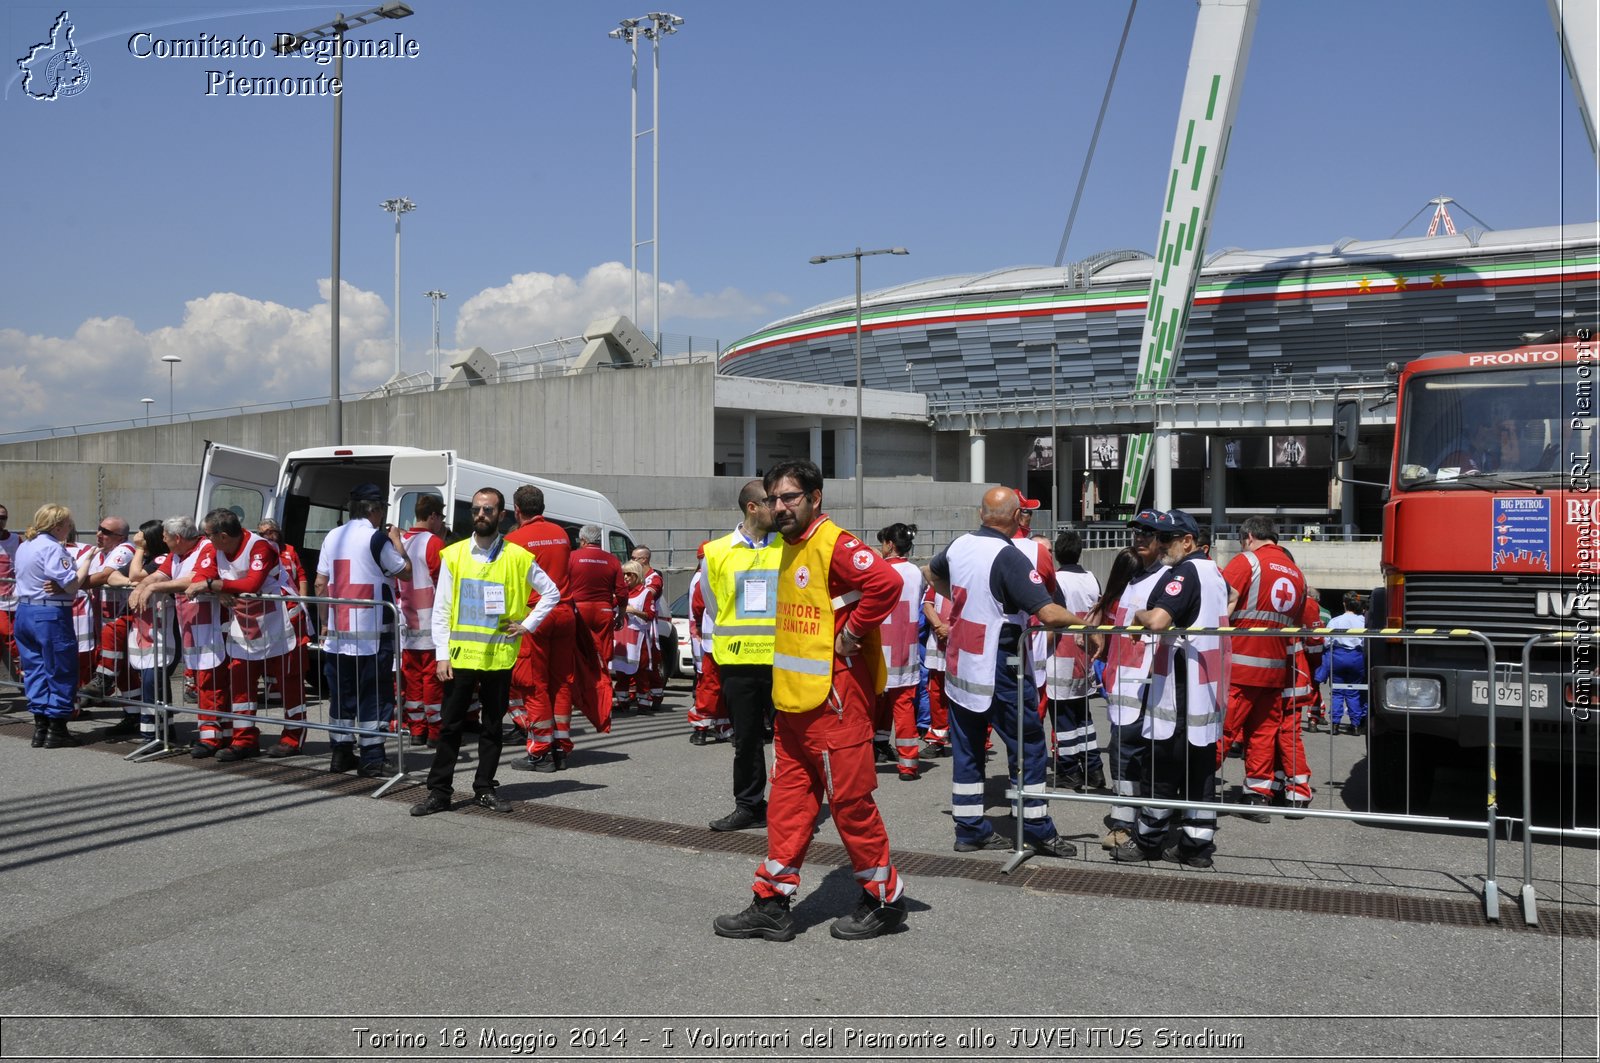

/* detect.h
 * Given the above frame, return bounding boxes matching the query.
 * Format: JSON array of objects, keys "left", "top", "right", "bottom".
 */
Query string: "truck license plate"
[{"left": 1470, "top": 681, "right": 1549, "bottom": 708}]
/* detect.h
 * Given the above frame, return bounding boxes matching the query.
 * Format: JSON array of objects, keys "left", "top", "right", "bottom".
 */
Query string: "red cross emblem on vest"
[{"left": 332, "top": 559, "right": 374, "bottom": 631}]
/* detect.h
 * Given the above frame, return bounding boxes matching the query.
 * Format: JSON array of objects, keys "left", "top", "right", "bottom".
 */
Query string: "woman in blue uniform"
[{"left": 15, "top": 503, "right": 86, "bottom": 748}]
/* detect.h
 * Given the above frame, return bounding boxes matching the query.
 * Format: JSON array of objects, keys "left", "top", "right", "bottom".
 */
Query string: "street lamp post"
[
  {"left": 608, "top": 12, "right": 683, "bottom": 349},
  {"left": 423, "top": 289, "right": 447, "bottom": 386},
  {"left": 161, "top": 355, "right": 182, "bottom": 424},
  {"left": 275, "top": 2, "right": 416, "bottom": 443},
  {"left": 809, "top": 246, "right": 909, "bottom": 532},
  {"left": 381, "top": 196, "right": 416, "bottom": 384},
  {"left": 140, "top": 397, "right": 154, "bottom": 426}
]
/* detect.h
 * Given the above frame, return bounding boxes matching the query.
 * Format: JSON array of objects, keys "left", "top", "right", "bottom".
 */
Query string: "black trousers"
[
  {"left": 718, "top": 663, "right": 772, "bottom": 813},
  {"left": 426, "top": 666, "right": 511, "bottom": 799}
]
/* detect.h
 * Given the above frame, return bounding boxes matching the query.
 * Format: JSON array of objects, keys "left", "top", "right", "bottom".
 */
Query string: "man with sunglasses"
[
  {"left": 714, "top": 460, "right": 908, "bottom": 941},
  {"left": 79, "top": 517, "right": 138, "bottom": 726},
  {"left": 411, "top": 488, "right": 559, "bottom": 817},
  {"left": 1110, "top": 510, "right": 1229, "bottom": 869}
]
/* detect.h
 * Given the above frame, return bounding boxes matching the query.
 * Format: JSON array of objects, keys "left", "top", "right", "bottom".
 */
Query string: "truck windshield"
[{"left": 1395, "top": 365, "right": 1589, "bottom": 489}]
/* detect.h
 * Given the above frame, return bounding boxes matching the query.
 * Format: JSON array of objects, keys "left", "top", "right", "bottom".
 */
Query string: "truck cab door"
[
  {"left": 388, "top": 450, "right": 455, "bottom": 530},
  {"left": 196, "top": 441, "right": 281, "bottom": 529}
]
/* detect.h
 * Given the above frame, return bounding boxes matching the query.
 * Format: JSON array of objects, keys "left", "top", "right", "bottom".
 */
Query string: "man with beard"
[{"left": 411, "top": 489, "right": 558, "bottom": 817}]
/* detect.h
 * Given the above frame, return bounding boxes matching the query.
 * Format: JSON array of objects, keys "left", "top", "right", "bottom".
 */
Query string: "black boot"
[
  {"left": 44, "top": 718, "right": 81, "bottom": 748},
  {"left": 32, "top": 716, "right": 49, "bottom": 747}
]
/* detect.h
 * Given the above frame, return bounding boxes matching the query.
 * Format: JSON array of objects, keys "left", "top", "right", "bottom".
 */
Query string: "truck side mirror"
[{"left": 1333, "top": 399, "right": 1361, "bottom": 463}]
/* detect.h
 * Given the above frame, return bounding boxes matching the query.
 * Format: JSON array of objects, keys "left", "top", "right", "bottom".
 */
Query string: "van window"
[
  {"left": 609, "top": 531, "right": 633, "bottom": 562},
  {"left": 553, "top": 519, "right": 581, "bottom": 550},
  {"left": 398, "top": 491, "right": 452, "bottom": 543},
  {"left": 208, "top": 486, "right": 265, "bottom": 529}
]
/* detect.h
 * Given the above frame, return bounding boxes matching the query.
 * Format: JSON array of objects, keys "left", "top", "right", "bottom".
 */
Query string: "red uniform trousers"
[
  {"left": 877, "top": 684, "right": 921, "bottom": 777},
  {"left": 1227, "top": 683, "right": 1309, "bottom": 801},
  {"left": 686, "top": 654, "right": 730, "bottom": 736},
  {"left": 94, "top": 615, "right": 137, "bottom": 692},
  {"left": 0, "top": 610, "right": 16, "bottom": 676},
  {"left": 511, "top": 604, "right": 577, "bottom": 756},
  {"left": 227, "top": 652, "right": 306, "bottom": 750},
  {"left": 400, "top": 648, "right": 443, "bottom": 741},
  {"left": 193, "top": 665, "right": 232, "bottom": 749},
  {"left": 575, "top": 601, "right": 617, "bottom": 715},
  {"left": 753, "top": 657, "right": 904, "bottom": 905}
]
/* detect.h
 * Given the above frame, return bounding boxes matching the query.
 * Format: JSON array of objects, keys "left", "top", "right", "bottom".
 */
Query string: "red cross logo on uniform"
[
  {"left": 879, "top": 597, "right": 917, "bottom": 669},
  {"left": 1269, "top": 577, "right": 1298, "bottom": 615},
  {"left": 943, "top": 586, "right": 989, "bottom": 681},
  {"left": 331, "top": 559, "right": 374, "bottom": 631}
]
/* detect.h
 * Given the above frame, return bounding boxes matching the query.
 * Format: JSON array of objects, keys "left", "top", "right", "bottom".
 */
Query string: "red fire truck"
[{"left": 1336, "top": 332, "right": 1596, "bottom": 808}]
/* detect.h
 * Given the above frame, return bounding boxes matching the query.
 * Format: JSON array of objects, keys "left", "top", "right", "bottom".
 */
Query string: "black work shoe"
[
  {"left": 31, "top": 718, "right": 49, "bottom": 748},
  {"left": 713, "top": 893, "right": 795, "bottom": 941},
  {"left": 1110, "top": 838, "right": 1160, "bottom": 863},
  {"left": 44, "top": 719, "right": 81, "bottom": 748},
  {"left": 689, "top": 730, "right": 709, "bottom": 746},
  {"left": 409, "top": 793, "right": 451, "bottom": 817},
  {"left": 356, "top": 761, "right": 391, "bottom": 779},
  {"left": 1030, "top": 834, "right": 1078, "bottom": 859},
  {"left": 511, "top": 753, "right": 560, "bottom": 773},
  {"left": 328, "top": 746, "right": 360, "bottom": 773},
  {"left": 216, "top": 745, "right": 260, "bottom": 763},
  {"left": 472, "top": 791, "right": 513, "bottom": 813},
  {"left": 953, "top": 832, "right": 1013, "bottom": 853},
  {"left": 829, "top": 892, "right": 908, "bottom": 940},
  {"left": 103, "top": 714, "right": 142, "bottom": 738},
  {"left": 190, "top": 741, "right": 221, "bottom": 759},
  {"left": 873, "top": 740, "right": 894, "bottom": 763},
  {"left": 1232, "top": 794, "right": 1272, "bottom": 823},
  {"left": 81, "top": 673, "right": 115, "bottom": 700},
  {"left": 1054, "top": 768, "right": 1086, "bottom": 792},
  {"left": 709, "top": 806, "right": 766, "bottom": 832},
  {"left": 1161, "top": 843, "right": 1214, "bottom": 869},
  {"left": 897, "top": 771, "right": 919, "bottom": 782},
  {"left": 1086, "top": 767, "right": 1108, "bottom": 791},
  {"left": 266, "top": 741, "right": 301, "bottom": 759}
]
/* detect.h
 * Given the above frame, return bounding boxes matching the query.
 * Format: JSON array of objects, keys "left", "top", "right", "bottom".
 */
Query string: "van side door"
[
  {"left": 196, "top": 441, "right": 281, "bottom": 528},
  {"left": 389, "top": 450, "right": 456, "bottom": 537}
]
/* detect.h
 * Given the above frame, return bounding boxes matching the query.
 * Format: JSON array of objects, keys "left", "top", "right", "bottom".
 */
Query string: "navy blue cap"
[
  {"left": 350, "top": 482, "right": 383, "bottom": 502},
  {"left": 1160, "top": 509, "right": 1201, "bottom": 538},
  {"left": 1128, "top": 508, "right": 1163, "bottom": 532}
]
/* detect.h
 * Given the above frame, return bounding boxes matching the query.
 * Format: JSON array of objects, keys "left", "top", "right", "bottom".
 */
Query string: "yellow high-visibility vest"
[
  {"left": 771, "top": 518, "right": 885, "bottom": 712},
  {"left": 705, "top": 528, "right": 780, "bottom": 667},
  {"left": 440, "top": 537, "right": 533, "bottom": 671}
]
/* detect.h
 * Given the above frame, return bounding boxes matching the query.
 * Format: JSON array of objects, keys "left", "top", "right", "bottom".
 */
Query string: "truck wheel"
[{"left": 1368, "top": 727, "right": 1438, "bottom": 812}]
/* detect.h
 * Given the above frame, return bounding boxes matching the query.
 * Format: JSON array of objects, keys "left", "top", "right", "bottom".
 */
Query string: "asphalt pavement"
[{"left": 0, "top": 679, "right": 1594, "bottom": 1063}]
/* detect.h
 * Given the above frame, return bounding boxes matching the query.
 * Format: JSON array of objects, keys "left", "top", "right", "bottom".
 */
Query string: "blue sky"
[{"left": 3, "top": 0, "right": 1595, "bottom": 433}]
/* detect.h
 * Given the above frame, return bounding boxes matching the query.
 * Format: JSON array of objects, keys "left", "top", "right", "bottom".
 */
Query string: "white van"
[{"left": 195, "top": 443, "right": 637, "bottom": 572}]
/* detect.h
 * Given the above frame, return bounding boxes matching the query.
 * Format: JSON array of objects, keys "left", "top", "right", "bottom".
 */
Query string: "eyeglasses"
[
  {"left": 1130, "top": 528, "right": 1156, "bottom": 540},
  {"left": 763, "top": 490, "right": 807, "bottom": 508},
  {"left": 470, "top": 505, "right": 499, "bottom": 515}
]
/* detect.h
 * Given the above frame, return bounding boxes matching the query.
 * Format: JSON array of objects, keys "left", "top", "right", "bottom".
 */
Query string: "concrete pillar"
[
  {"left": 742, "top": 413, "right": 758, "bottom": 478},
  {"left": 1208, "top": 434, "right": 1229, "bottom": 530},
  {"left": 1339, "top": 459, "right": 1356, "bottom": 538},
  {"left": 969, "top": 429, "right": 986, "bottom": 484},
  {"left": 1152, "top": 427, "right": 1172, "bottom": 511},
  {"left": 838, "top": 425, "right": 857, "bottom": 482},
  {"left": 808, "top": 420, "right": 823, "bottom": 467}
]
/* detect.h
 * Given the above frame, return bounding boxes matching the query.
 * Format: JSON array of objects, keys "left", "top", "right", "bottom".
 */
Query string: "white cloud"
[
  {"left": 0, "top": 264, "right": 777, "bottom": 434},
  {"left": 456, "top": 261, "right": 774, "bottom": 352}
]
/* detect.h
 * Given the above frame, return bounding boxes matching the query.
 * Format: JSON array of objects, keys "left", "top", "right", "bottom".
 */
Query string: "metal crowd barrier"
[
  {"left": 996, "top": 621, "right": 1519, "bottom": 922},
  {"left": 1514, "top": 629, "right": 1598, "bottom": 926}
]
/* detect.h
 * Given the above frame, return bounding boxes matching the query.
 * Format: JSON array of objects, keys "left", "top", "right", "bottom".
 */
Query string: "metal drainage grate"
[{"left": 9, "top": 716, "right": 1595, "bottom": 939}]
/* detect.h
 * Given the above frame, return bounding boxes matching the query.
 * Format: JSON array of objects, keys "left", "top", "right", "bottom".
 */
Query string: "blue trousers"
[
  {"left": 1328, "top": 645, "right": 1368, "bottom": 725},
  {"left": 1048, "top": 694, "right": 1105, "bottom": 775},
  {"left": 16, "top": 603, "right": 76, "bottom": 718},
  {"left": 1105, "top": 718, "right": 1148, "bottom": 831},
  {"left": 324, "top": 648, "right": 391, "bottom": 763},
  {"left": 948, "top": 677, "right": 1058, "bottom": 845}
]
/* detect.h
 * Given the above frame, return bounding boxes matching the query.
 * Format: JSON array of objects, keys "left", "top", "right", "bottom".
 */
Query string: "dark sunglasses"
[{"left": 97, "top": 526, "right": 120, "bottom": 536}]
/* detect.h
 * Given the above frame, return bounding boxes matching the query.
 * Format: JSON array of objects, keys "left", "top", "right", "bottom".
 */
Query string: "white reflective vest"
[
  {"left": 879, "top": 557, "right": 925, "bottom": 690},
  {"left": 216, "top": 531, "right": 294, "bottom": 661},
  {"left": 1103, "top": 565, "right": 1166, "bottom": 725},
  {"left": 397, "top": 529, "right": 440, "bottom": 651},
  {"left": 612, "top": 584, "right": 652, "bottom": 674},
  {"left": 942, "top": 533, "right": 1025, "bottom": 713},
  {"left": 68, "top": 543, "right": 98, "bottom": 652},
  {"left": 1140, "top": 557, "right": 1230, "bottom": 746},
  {"left": 1047, "top": 566, "right": 1101, "bottom": 701},
  {"left": 170, "top": 545, "right": 226, "bottom": 670},
  {"left": 1011, "top": 537, "right": 1052, "bottom": 691},
  {"left": 319, "top": 520, "right": 397, "bottom": 656},
  {"left": 923, "top": 591, "right": 953, "bottom": 672}
]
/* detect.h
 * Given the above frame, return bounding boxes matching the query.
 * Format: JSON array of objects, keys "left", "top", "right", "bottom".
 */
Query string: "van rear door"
[
  {"left": 197, "top": 441, "right": 281, "bottom": 528},
  {"left": 388, "top": 450, "right": 455, "bottom": 527}
]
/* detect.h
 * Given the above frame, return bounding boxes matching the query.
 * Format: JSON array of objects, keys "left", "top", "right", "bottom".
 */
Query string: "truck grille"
[{"left": 1402, "top": 574, "right": 1577, "bottom": 654}]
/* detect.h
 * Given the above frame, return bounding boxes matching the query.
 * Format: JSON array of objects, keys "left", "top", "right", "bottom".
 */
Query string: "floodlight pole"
[
  {"left": 424, "top": 289, "right": 447, "bottom": 385},
  {"left": 809, "top": 247, "right": 909, "bottom": 532},
  {"left": 381, "top": 197, "right": 416, "bottom": 384}
]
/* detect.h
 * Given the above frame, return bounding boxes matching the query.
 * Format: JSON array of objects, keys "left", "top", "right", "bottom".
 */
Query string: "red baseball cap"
[{"left": 1011, "top": 488, "right": 1040, "bottom": 511}]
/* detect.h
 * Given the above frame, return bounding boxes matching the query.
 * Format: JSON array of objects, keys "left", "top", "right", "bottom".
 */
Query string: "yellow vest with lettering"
[
  {"left": 771, "top": 518, "right": 885, "bottom": 713},
  {"left": 705, "top": 529, "right": 781, "bottom": 666},
  {"left": 441, "top": 537, "right": 533, "bottom": 671}
]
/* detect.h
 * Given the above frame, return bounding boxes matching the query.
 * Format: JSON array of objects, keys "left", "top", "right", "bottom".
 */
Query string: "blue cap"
[
  {"left": 1128, "top": 508, "right": 1163, "bottom": 532},
  {"left": 350, "top": 482, "right": 383, "bottom": 502},
  {"left": 1159, "top": 509, "right": 1201, "bottom": 538}
]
